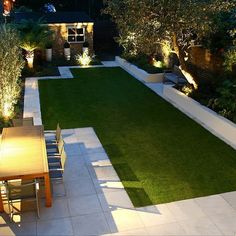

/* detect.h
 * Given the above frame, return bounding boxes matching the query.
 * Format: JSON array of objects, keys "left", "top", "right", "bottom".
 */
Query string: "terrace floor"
[{"left": 1, "top": 127, "right": 236, "bottom": 235}]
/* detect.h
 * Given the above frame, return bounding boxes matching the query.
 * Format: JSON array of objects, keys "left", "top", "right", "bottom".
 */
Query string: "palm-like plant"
[{"left": 16, "top": 19, "right": 53, "bottom": 68}]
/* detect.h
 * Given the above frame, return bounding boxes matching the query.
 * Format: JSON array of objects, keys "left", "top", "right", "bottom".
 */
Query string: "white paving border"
[{"left": 22, "top": 61, "right": 236, "bottom": 235}]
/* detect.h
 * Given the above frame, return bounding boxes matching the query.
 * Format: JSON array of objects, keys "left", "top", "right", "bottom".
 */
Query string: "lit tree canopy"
[{"left": 104, "top": 0, "right": 236, "bottom": 87}]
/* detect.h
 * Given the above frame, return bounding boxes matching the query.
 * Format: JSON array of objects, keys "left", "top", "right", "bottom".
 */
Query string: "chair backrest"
[
  {"left": 55, "top": 123, "right": 61, "bottom": 143},
  {"left": 5, "top": 179, "right": 38, "bottom": 200},
  {"left": 12, "top": 119, "right": 23, "bottom": 127},
  {"left": 60, "top": 147, "right": 67, "bottom": 170},
  {"left": 13, "top": 117, "right": 34, "bottom": 127},
  {"left": 57, "top": 136, "right": 64, "bottom": 154},
  {"left": 23, "top": 117, "right": 34, "bottom": 126}
]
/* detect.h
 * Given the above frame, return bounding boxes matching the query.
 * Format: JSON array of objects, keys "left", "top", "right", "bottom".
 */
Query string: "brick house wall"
[{"left": 48, "top": 22, "right": 94, "bottom": 57}]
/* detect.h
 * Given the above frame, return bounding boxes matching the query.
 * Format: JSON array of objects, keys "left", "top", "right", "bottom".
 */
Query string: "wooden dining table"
[{"left": 0, "top": 125, "right": 52, "bottom": 212}]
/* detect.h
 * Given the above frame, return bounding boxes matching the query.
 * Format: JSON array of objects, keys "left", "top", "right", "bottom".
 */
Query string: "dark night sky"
[{"left": 15, "top": 0, "right": 105, "bottom": 19}]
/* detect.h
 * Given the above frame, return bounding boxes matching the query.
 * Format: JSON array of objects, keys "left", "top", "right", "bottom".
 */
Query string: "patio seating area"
[{"left": 0, "top": 124, "right": 53, "bottom": 217}]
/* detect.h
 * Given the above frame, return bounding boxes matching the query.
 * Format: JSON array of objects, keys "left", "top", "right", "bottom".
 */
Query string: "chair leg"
[
  {"left": 51, "top": 180, "right": 66, "bottom": 197},
  {"left": 8, "top": 200, "right": 13, "bottom": 222},
  {"left": 35, "top": 182, "right": 40, "bottom": 218},
  {"left": 36, "top": 198, "right": 40, "bottom": 218}
]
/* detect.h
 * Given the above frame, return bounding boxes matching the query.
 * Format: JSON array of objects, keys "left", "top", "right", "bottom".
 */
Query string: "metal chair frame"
[
  {"left": 45, "top": 123, "right": 61, "bottom": 145},
  {"left": 47, "top": 136, "right": 64, "bottom": 158},
  {"left": 48, "top": 147, "right": 67, "bottom": 196},
  {"left": 12, "top": 117, "right": 34, "bottom": 127},
  {"left": 4, "top": 179, "right": 40, "bottom": 221}
]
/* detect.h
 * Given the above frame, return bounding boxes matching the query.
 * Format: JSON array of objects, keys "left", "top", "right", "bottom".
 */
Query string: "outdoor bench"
[{"left": 163, "top": 65, "right": 188, "bottom": 85}]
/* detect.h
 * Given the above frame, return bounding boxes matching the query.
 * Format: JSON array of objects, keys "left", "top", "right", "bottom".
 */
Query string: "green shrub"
[
  {"left": 0, "top": 117, "right": 12, "bottom": 132},
  {"left": 21, "top": 65, "right": 59, "bottom": 77},
  {"left": 208, "top": 80, "right": 236, "bottom": 123},
  {"left": 223, "top": 47, "right": 236, "bottom": 72},
  {"left": 90, "top": 56, "right": 102, "bottom": 65},
  {"left": 124, "top": 54, "right": 164, "bottom": 74}
]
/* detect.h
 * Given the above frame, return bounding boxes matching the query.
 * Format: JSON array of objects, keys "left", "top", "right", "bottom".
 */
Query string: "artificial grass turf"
[{"left": 39, "top": 67, "right": 236, "bottom": 206}]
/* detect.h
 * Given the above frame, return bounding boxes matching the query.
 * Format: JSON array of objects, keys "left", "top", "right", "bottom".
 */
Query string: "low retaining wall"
[
  {"left": 115, "top": 56, "right": 163, "bottom": 83},
  {"left": 163, "top": 85, "right": 236, "bottom": 150}
]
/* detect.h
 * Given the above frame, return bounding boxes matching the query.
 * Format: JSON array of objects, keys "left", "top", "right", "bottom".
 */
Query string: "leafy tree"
[
  {"left": 202, "top": 9, "right": 236, "bottom": 52},
  {"left": 104, "top": 0, "right": 236, "bottom": 88},
  {"left": 16, "top": 19, "right": 53, "bottom": 68},
  {"left": 104, "top": 0, "right": 161, "bottom": 56},
  {"left": 223, "top": 22, "right": 236, "bottom": 72},
  {"left": 0, "top": 24, "right": 24, "bottom": 119}
]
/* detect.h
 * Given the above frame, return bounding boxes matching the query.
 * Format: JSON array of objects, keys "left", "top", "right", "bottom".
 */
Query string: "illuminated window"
[{"left": 67, "top": 27, "right": 85, "bottom": 43}]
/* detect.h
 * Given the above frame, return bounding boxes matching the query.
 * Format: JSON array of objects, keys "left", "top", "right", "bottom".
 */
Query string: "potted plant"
[
  {"left": 45, "top": 42, "right": 53, "bottom": 62},
  {"left": 64, "top": 41, "right": 70, "bottom": 61},
  {"left": 82, "top": 41, "right": 89, "bottom": 53}
]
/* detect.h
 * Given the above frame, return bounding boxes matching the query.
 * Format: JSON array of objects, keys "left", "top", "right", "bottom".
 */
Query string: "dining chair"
[
  {"left": 48, "top": 146, "right": 67, "bottom": 171},
  {"left": 4, "top": 179, "right": 40, "bottom": 221},
  {"left": 12, "top": 117, "right": 34, "bottom": 127},
  {"left": 38, "top": 145, "right": 66, "bottom": 197},
  {"left": 47, "top": 135, "right": 64, "bottom": 157},
  {"left": 45, "top": 123, "right": 61, "bottom": 145},
  {"left": 0, "top": 181, "right": 6, "bottom": 201},
  {"left": 48, "top": 147, "right": 67, "bottom": 196},
  {"left": 23, "top": 117, "right": 34, "bottom": 126}
]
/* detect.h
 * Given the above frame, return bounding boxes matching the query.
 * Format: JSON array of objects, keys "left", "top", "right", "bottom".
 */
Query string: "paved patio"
[
  {"left": 0, "top": 62, "right": 235, "bottom": 235},
  {"left": 1, "top": 127, "right": 236, "bottom": 235}
]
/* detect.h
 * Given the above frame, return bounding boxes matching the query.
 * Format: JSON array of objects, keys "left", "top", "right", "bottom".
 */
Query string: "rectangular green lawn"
[{"left": 39, "top": 67, "right": 236, "bottom": 206}]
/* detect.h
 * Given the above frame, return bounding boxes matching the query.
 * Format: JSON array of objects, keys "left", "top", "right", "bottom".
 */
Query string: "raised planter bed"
[
  {"left": 115, "top": 56, "right": 164, "bottom": 83},
  {"left": 163, "top": 85, "right": 236, "bottom": 150}
]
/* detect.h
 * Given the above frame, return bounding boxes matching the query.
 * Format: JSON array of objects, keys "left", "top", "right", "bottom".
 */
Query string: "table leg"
[
  {"left": 0, "top": 193, "right": 4, "bottom": 212},
  {"left": 44, "top": 173, "right": 52, "bottom": 207}
]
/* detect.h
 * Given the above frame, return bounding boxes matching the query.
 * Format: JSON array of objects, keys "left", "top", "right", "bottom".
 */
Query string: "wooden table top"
[{"left": 0, "top": 125, "right": 48, "bottom": 179}]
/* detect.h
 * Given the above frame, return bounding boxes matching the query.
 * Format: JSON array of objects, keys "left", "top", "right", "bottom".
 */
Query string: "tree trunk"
[
  {"left": 172, "top": 32, "right": 187, "bottom": 70},
  {"left": 172, "top": 33, "right": 198, "bottom": 89}
]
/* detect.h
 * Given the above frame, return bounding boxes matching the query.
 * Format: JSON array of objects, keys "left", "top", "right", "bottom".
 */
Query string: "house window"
[{"left": 67, "top": 27, "right": 85, "bottom": 43}]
